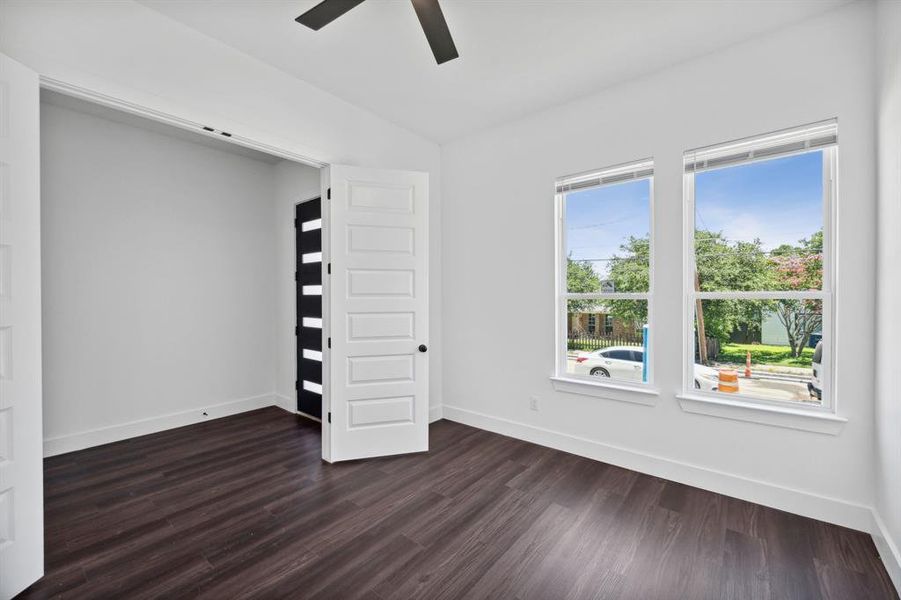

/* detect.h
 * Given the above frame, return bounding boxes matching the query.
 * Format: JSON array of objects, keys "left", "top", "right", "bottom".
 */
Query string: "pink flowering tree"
[{"left": 769, "top": 231, "right": 823, "bottom": 357}]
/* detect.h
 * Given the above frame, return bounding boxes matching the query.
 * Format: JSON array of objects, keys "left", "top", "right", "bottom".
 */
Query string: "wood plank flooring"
[{"left": 18, "top": 407, "right": 898, "bottom": 599}]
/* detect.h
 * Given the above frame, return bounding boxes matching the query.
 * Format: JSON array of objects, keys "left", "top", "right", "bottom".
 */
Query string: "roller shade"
[
  {"left": 556, "top": 159, "right": 654, "bottom": 194},
  {"left": 684, "top": 119, "right": 837, "bottom": 173}
]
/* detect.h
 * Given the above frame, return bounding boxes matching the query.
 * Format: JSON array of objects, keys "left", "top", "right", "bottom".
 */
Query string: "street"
[{"left": 565, "top": 357, "right": 815, "bottom": 403}]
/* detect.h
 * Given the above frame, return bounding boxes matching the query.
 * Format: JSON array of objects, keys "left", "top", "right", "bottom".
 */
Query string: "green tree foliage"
[
  {"left": 693, "top": 231, "right": 771, "bottom": 342},
  {"left": 599, "top": 231, "right": 773, "bottom": 338},
  {"left": 600, "top": 231, "right": 770, "bottom": 342},
  {"left": 566, "top": 256, "right": 602, "bottom": 313},
  {"left": 567, "top": 229, "right": 823, "bottom": 357},
  {"left": 603, "top": 236, "right": 649, "bottom": 324}
]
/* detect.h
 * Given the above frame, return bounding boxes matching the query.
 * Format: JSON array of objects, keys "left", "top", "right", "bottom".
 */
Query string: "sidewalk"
[{"left": 711, "top": 360, "right": 812, "bottom": 378}]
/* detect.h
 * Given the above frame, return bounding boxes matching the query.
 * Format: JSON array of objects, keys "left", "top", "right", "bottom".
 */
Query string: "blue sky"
[
  {"left": 695, "top": 151, "right": 823, "bottom": 251},
  {"left": 565, "top": 178, "right": 650, "bottom": 281},
  {"left": 565, "top": 151, "right": 823, "bottom": 280}
]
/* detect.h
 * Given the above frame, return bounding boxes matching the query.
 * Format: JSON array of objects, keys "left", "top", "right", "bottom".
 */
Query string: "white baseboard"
[
  {"left": 273, "top": 393, "right": 296, "bottom": 414},
  {"left": 441, "top": 404, "right": 873, "bottom": 533},
  {"left": 43, "top": 393, "right": 278, "bottom": 457},
  {"left": 872, "top": 510, "right": 901, "bottom": 593},
  {"left": 252, "top": 394, "right": 439, "bottom": 424}
]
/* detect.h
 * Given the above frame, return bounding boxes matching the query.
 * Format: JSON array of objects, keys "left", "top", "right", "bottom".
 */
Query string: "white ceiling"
[{"left": 141, "top": 0, "right": 851, "bottom": 144}]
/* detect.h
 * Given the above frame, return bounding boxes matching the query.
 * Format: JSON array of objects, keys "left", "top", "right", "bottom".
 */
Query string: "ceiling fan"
[{"left": 296, "top": 0, "right": 459, "bottom": 65}]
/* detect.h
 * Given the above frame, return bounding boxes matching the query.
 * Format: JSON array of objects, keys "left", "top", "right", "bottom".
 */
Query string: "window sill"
[
  {"left": 676, "top": 393, "right": 847, "bottom": 435},
  {"left": 550, "top": 376, "right": 659, "bottom": 406}
]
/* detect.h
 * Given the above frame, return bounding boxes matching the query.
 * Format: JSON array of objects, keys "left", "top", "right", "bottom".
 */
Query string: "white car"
[{"left": 572, "top": 345, "right": 720, "bottom": 391}]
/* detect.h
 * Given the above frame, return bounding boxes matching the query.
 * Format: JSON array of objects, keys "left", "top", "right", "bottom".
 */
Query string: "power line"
[{"left": 568, "top": 215, "right": 643, "bottom": 230}]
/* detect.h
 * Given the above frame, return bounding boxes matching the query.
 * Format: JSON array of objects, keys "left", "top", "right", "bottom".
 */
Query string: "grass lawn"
[{"left": 719, "top": 343, "right": 814, "bottom": 368}]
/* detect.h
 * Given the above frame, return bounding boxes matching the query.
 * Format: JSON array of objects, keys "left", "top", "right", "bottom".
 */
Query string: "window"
[
  {"left": 683, "top": 120, "right": 836, "bottom": 409},
  {"left": 556, "top": 159, "right": 653, "bottom": 386},
  {"left": 604, "top": 314, "right": 614, "bottom": 335}
]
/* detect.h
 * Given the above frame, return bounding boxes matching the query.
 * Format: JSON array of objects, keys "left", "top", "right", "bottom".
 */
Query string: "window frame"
[
  {"left": 603, "top": 314, "right": 614, "bottom": 335},
  {"left": 554, "top": 158, "right": 655, "bottom": 391},
  {"left": 681, "top": 133, "right": 837, "bottom": 414}
]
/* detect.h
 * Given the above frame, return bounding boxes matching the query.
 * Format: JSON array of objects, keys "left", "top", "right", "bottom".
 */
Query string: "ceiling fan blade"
[
  {"left": 296, "top": 0, "right": 366, "bottom": 31},
  {"left": 410, "top": 0, "right": 459, "bottom": 64}
]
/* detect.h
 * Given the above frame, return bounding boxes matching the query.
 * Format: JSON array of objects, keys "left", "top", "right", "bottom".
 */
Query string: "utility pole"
[{"left": 695, "top": 271, "right": 708, "bottom": 364}]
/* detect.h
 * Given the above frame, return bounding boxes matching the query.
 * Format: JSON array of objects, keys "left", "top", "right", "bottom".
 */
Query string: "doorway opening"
[{"left": 38, "top": 88, "right": 325, "bottom": 457}]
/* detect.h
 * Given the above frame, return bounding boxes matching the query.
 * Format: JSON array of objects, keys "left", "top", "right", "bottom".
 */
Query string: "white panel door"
[
  {"left": 0, "top": 54, "right": 43, "bottom": 598},
  {"left": 327, "top": 165, "right": 428, "bottom": 462}
]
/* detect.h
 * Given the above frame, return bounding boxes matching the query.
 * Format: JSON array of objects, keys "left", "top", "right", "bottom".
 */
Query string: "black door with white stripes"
[{"left": 296, "top": 198, "right": 323, "bottom": 419}]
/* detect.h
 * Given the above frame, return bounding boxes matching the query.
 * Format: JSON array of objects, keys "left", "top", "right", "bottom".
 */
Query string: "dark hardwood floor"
[{"left": 18, "top": 407, "right": 897, "bottom": 599}]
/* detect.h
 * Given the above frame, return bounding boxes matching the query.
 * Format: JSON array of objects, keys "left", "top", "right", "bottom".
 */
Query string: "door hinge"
[
  {"left": 294, "top": 217, "right": 298, "bottom": 228},
  {"left": 295, "top": 380, "right": 299, "bottom": 391},
  {"left": 327, "top": 263, "right": 331, "bottom": 275},
  {"left": 294, "top": 271, "right": 298, "bottom": 282},
  {"left": 295, "top": 325, "right": 299, "bottom": 336},
  {"left": 328, "top": 337, "right": 331, "bottom": 348},
  {"left": 327, "top": 187, "right": 331, "bottom": 200},
  {"left": 327, "top": 412, "right": 331, "bottom": 423}
]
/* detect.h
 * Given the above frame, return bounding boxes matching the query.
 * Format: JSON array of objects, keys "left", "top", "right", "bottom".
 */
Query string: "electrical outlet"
[{"left": 529, "top": 396, "right": 539, "bottom": 411}]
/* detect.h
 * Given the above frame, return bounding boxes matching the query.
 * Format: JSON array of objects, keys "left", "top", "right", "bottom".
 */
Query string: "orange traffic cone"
[{"left": 745, "top": 350, "right": 752, "bottom": 378}]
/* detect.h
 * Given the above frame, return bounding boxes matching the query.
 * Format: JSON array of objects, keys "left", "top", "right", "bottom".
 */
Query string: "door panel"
[
  {"left": 347, "top": 225, "right": 414, "bottom": 254},
  {"left": 347, "top": 353, "right": 414, "bottom": 384},
  {"left": 327, "top": 165, "right": 428, "bottom": 462},
  {"left": 0, "top": 53, "right": 43, "bottom": 598},
  {"left": 347, "top": 312, "right": 414, "bottom": 341},
  {"left": 347, "top": 269, "right": 414, "bottom": 297},
  {"left": 348, "top": 396, "right": 414, "bottom": 428}
]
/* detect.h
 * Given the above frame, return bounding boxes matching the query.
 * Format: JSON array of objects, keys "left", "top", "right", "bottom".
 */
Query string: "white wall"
[
  {"left": 274, "top": 161, "right": 322, "bottom": 413},
  {"left": 442, "top": 1, "right": 877, "bottom": 530},
  {"left": 40, "top": 98, "right": 280, "bottom": 453},
  {"left": 0, "top": 0, "right": 443, "bottom": 412},
  {"left": 874, "top": 0, "right": 901, "bottom": 589}
]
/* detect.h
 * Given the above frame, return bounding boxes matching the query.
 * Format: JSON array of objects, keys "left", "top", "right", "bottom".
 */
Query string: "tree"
[
  {"left": 603, "top": 236, "right": 649, "bottom": 324},
  {"left": 769, "top": 230, "right": 823, "bottom": 357},
  {"left": 693, "top": 231, "right": 771, "bottom": 343},
  {"left": 604, "top": 231, "right": 772, "bottom": 343},
  {"left": 566, "top": 256, "right": 602, "bottom": 313},
  {"left": 600, "top": 228, "right": 824, "bottom": 357},
  {"left": 772, "top": 299, "right": 822, "bottom": 358}
]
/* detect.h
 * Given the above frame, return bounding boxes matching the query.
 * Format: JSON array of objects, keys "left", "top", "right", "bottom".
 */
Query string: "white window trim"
[
  {"left": 551, "top": 376, "right": 659, "bottom": 405},
  {"left": 675, "top": 393, "right": 846, "bottom": 435},
  {"left": 553, "top": 159, "right": 657, "bottom": 399},
  {"left": 681, "top": 130, "right": 841, "bottom": 430}
]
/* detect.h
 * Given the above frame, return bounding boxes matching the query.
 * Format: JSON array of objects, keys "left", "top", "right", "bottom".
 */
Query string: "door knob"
[{"left": 418, "top": 344, "right": 428, "bottom": 353}]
